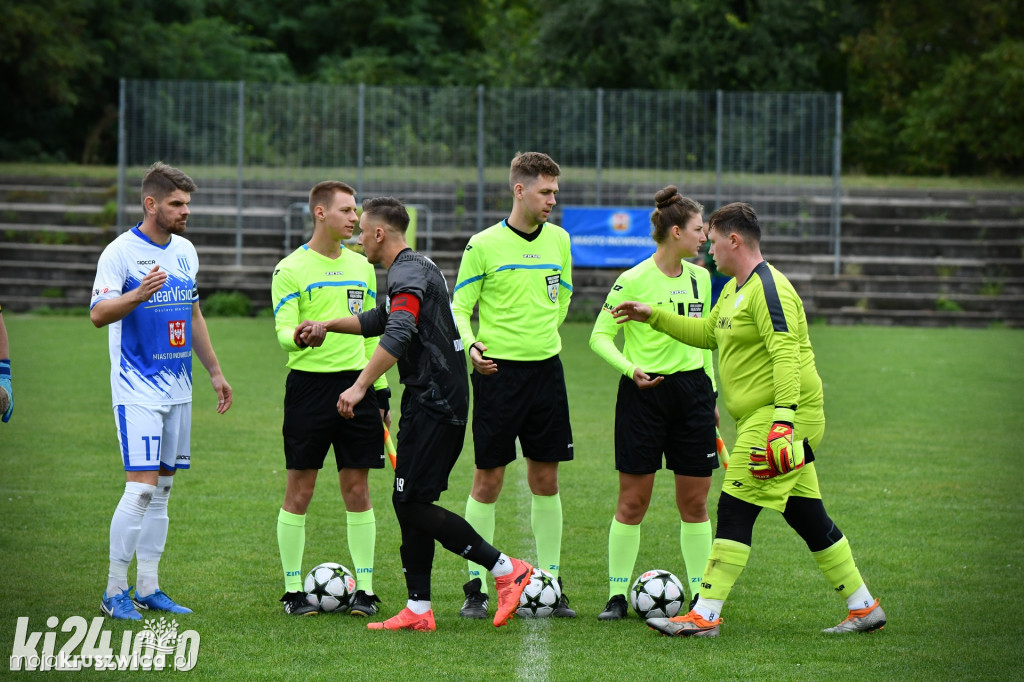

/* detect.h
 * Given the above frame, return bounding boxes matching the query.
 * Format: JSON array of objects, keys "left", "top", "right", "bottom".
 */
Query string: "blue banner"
[{"left": 562, "top": 206, "right": 655, "bottom": 268}]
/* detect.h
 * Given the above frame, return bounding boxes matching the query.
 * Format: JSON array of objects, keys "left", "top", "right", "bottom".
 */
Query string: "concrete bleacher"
[{"left": 1, "top": 175, "right": 1022, "bottom": 327}]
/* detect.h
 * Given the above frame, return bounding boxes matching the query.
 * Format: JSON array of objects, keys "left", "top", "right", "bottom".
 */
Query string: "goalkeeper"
[{"left": 612, "top": 202, "right": 885, "bottom": 637}]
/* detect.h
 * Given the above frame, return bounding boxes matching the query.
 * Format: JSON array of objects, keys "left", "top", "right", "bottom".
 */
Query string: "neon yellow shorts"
[{"left": 721, "top": 404, "right": 826, "bottom": 512}]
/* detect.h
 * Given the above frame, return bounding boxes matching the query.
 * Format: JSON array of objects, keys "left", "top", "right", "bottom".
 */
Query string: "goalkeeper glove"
[
  {"left": 748, "top": 445, "right": 775, "bottom": 479},
  {"left": 0, "top": 359, "right": 12, "bottom": 423},
  {"left": 766, "top": 406, "right": 804, "bottom": 475}
]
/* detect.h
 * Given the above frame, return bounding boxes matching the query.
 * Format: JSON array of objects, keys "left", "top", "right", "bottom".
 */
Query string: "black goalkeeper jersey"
[{"left": 357, "top": 248, "right": 469, "bottom": 425}]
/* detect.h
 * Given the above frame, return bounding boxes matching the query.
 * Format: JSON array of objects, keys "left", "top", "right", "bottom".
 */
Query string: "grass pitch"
[{"left": 1, "top": 317, "right": 1022, "bottom": 680}]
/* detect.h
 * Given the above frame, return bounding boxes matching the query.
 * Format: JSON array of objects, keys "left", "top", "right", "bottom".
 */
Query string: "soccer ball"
[
  {"left": 304, "top": 562, "right": 356, "bottom": 613},
  {"left": 630, "top": 569, "right": 685, "bottom": 619},
  {"left": 517, "top": 568, "right": 561, "bottom": 618}
]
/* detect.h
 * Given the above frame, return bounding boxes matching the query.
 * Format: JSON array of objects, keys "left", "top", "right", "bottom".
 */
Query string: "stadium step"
[{"left": 1, "top": 174, "right": 1022, "bottom": 327}]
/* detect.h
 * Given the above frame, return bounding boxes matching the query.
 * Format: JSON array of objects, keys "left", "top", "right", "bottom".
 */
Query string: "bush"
[{"left": 202, "top": 291, "right": 253, "bottom": 317}]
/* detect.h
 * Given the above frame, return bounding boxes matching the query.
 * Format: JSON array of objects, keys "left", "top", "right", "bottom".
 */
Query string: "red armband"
[{"left": 390, "top": 293, "right": 421, "bottom": 321}]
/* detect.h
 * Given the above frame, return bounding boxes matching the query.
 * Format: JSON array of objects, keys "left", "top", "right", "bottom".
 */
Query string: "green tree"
[{"left": 843, "top": 0, "right": 1023, "bottom": 174}]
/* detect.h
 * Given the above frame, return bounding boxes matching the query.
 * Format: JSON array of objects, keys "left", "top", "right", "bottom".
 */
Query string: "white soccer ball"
[
  {"left": 630, "top": 569, "right": 685, "bottom": 619},
  {"left": 517, "top": 568, "right": 561, "bottom": 618},
  {"left": 304, "top": 562, "right": 356, "bottom": 613}
]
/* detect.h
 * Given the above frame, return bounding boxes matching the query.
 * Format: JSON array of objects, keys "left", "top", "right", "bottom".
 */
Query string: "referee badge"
[
  {"left": 347, "top": 289, "right": 364, "bottom": 315},
  {"left": 688, "top": 302, "right": 703, "bottom": 319},
  {"left": 546, "top": 274, "right": 560, "bottom": 303}
]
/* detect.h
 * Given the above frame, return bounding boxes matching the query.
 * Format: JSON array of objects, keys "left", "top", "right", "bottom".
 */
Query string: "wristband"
[{"left": 470, "top": 342, "right": 484, "bottom": 355}]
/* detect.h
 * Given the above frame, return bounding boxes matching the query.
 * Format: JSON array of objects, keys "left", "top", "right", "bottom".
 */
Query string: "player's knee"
[
  {"left": 782, "top": 496, "right": 841, "bottom": 552},
  {"left": 714, "top": 492, "right": 760, "bottom": 545}
]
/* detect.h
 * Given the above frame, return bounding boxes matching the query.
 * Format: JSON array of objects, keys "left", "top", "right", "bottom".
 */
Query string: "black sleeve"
[{"left": 357, "top": 302, "right": 389, "bottom": 337}]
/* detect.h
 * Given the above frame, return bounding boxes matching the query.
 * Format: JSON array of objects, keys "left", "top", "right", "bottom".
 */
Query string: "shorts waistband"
[{"left": 482, "top": 354, "right": 560, "bottom": 368}]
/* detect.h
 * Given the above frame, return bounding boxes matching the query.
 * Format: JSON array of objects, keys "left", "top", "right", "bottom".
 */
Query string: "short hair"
[
  {"left": 309, "top": 180, "right": 356, "bottom": 221},
  {"left": 650, "top": 185, "right": 704, "bottom": 244},
  {"left": 362, "top": 196, "right": 410, "bottom": 234},
  {"left": 708, "top": 202, "right": 761, "bottom": 245},
  {"left": 509, "top": 151, "right": 561, "bottom": 192},
  {"left": 140, "top": 162, "right": 197, "bottom": 208}
]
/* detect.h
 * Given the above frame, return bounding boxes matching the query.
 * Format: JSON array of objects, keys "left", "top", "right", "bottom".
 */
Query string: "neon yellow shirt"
[
  {"left": 590, "top": 256, "right": 715, "bottom": 390},
  {"left": 452, "top": 221, "right": 573, "bottom": 361},
  {"left": 648, "top": 261, "right": 822, "bottom": 423},
  {"left": 271, "top": 244, "right": 386, "bottom": 389}
]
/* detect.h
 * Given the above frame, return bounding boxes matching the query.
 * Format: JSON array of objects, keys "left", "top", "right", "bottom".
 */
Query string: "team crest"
[
  {"left": 546, "top": 274, "right": 560, "bottom": 303},
  {"left": 347, "top": 289, "right": 364, "bottom": 315},
  {"left": 168, "top": 320, "right": 187, "bottom": 347}
]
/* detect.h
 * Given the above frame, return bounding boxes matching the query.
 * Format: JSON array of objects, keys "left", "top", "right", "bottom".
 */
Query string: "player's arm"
[
  {"left": 696, "top": 268, "right": 718, "bottom": 393},
  {"left": 749, "top": 277, "right": 803, "bottom": 478},
  {"left": 611, "top": 301, "right": 716, "bottom": 349},
  {"left": 589, "top": 278, "right": 639, "bottom": 378},
  {"left": 271, "top": 265, "right": 312, "bottom": 352},
  {"left": 0, "top": 309, "right": 12, "bottom": 423},
  {"left": 192, "top": 301, "right": 232, "bottom": 414},
  {"left": 90, "top": 264, "right": 167, "bottom": 328},
  {"left": 338, "top": 287, "right": 420, "bottom": 418},
  {"left": 452, "top": 240, "right": 496, "bottom": 373},
  {"left": 362, "top": 267, "right": 389, "bottom": 392},
  {"left": 753, "top": 281, "right": 802, "bottom": 413},
  {"left": 556, "top": 236, "right": 573, "bottom": 328}
]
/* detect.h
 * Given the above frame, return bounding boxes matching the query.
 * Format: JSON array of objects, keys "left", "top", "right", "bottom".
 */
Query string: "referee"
[
  {"left": 271, "top": 181, "right": 389, "bottom": 617},
  {"left": 589, "top": 187, "right": 719, "bottom": 620},
  {"left": 452, "top": 151, "right": 576, "bottom": 619}
]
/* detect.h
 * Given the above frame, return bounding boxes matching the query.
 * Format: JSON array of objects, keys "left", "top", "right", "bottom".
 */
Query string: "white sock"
[
  {"left": 107, "top": 481, "right": 155, "bottom": 596},
  {"left": 136, "top": 476, "right": 173, "bottom": 597},
  {"left": 846, "top": 584, "right": 874, "bottom": 611},
  {"left": 407, "top": 599, "right": 431, "bottom": 614},
  {"left": 694, "top": 596, "right": 724, "bottom": 622},
  {"left": 490, "top": 553, "right": 513, "bottom": 578}
]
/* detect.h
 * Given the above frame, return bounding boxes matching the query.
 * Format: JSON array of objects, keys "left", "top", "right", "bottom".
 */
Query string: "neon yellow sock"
[
  {"left": 532, "top": 493, "right": 563, "bottom": 581},
  {"left": 812, "top": 537, "right": 865, "bottom": 599},
  {"left": 465, "top": 496, "right": 495, "bottom": 595},
  {"left": 607, "top": 518, "right": 641, "bottom": 598},
  {"left": 277, "top": 509, "right": 305, "bottom": 592},
  {"left": 680, "top": 520, "right": 713, "bottom": 600},
  {"left": 702, "top": 538, "right": 751, "bottom": 601},
  {"left": 347, "top": 509, "right": 376, "bottom": 593}
]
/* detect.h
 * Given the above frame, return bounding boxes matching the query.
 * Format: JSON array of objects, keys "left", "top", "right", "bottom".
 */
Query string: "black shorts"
[
  {"left": 283, "top": 369, "right": 385, "bottom": 471},
  {"left": 471, "top": 355, "right": 574, "bottom": 468},
  {"left": 392, "top": 406, "right": 466, "bottom": 503},
  {"left": 614, "top": 369, "right": 717, "bottom": 477}
]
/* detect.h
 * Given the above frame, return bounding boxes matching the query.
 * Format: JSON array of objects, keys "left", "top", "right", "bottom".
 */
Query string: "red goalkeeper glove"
[
  {"left": 750, "top": 407, "right": 805, "bottom": 480},
  {"left": 767, "top": 406, "right": 804, "bottom": 475}
]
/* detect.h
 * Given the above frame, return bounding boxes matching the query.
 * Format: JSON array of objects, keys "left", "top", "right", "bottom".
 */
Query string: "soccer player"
[
  {"left": 294, "top": 196, "right": 534, "bottom": 632},
  {"left": 612, "top": 202, "right": 885, "bottom": 637},
  {"left": 589, "top": 187, "right": 719, "bottom": 620},
  {"left": 451, "top": 151, "right": 577, "bottom": 619},
  {"left": 90, "top": 162, "right": 233, "bottom": 620},
  {"left": 0, "top": 306, "right": 12, "bottom": 422},
  {"left": 271, "top": 181, "right": 390, "bottom": 617}
]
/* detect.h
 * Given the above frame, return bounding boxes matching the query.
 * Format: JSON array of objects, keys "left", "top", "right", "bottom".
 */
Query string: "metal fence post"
[
  {"left": 235, "top": 80, "right": 245, "bottom": 267},
  {"left": 357, "top": 84, "right": 365, "bottom": 195},
  {"left": 476, "top": 85, "right": 485, "bottom": 232},
  {"left": 595, "top": 88, "right": 603, "bottom": 205},
  {"left": 832, "top": 92, "right": 843, "bottom": 276},
  {"left": 715, "top": 89, "right": 723, "bottom": 210},
  {"left": 117, "top": 78, "right": 126, "bottom": 233}
]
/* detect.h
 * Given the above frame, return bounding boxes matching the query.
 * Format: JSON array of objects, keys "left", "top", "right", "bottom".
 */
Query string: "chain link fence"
[{"left": 118, "top": 80, "right": 841, "bottom": 270}]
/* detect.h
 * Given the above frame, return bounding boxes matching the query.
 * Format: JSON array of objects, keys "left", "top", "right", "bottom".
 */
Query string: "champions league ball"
[
  {"left": 304, "top": 562, "right": 356, "bottom": 613},
  {"left": 630, "top": 569, "right": 685, "bottom": 619},
  {"left": 517, "top": 568, "right": 562, "bottom": 618}
]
